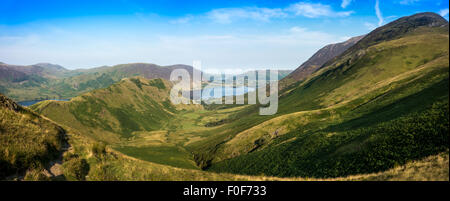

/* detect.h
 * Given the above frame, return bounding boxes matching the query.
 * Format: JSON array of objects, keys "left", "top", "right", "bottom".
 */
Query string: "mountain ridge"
[
  {"left": 1, "top": 12, "right": 448, "bottom": 181},
  {"left": 194, "top": 12, "right": 449, "bottom": 177},
  {"left": 280, "top": 35, "right": 364, "bottom": 89},
  {"left": 0, "top": 62, "right": 198, "bottom": 101}
]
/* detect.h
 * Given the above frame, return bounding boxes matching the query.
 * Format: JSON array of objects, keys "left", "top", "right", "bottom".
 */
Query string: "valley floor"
[{"left": 60, "top": 127, "right": 450, "bottom": 181}]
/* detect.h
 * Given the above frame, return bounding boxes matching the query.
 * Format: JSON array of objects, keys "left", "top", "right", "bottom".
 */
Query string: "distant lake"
[
  {"left": 18, "top": 99, "right": 70, "bottom": 107},
  {"left": 201, "top": 86, "right": 255, "bottom": 100}
]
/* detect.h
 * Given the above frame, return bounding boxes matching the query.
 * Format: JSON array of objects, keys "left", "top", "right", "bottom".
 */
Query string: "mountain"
[
  {"left": 34, "top": 63, "right": 67, "bottom": 71},
  {"left": 281, "top": 12, "right": 449, "bottom": 90},
  {"left": 8, "top": 12, "right": 449, "bottom": 181},
  {"left": 0, "top": 62, "right": 198, "bottom": 102},
  {"left": 0, "top": 63, "right": 52, "bottom": 100},
  {"left": 0, "top": 93, "right": 66, "bottom": 180},
  {"left": 0, "top": 64, "right": 31, "bottom": 83},
  {"left": 340, "top": 12, "right": 449, "bottom": 57},
  {"left": 196, "top": 12, "right": 449, "bottom": 177},
  {"left": 280, "top": 35, "right": 364, "bottom": 89},
  {"left": 0, "top": 62, "right": 69, "bottom": 79},
  {"left": 31, "top": 76, "right": 204, "bottom": 169},
  {"left": 47, "top": 63, "right": 199, "bottom": 103},
  {"left": 33, "top": 63, "right": 70, "bottom": 78},
  {"left": 31, "top": 77, "right": 199, "bottom": 141}
]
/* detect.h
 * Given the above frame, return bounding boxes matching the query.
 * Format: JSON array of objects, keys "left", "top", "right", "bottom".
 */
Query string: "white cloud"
[
  {"left": 364, "top": 22, "right": 377, "bottom": 30},
  {"left": 0, "top": 26, "right": 347, "bottom": 70},
  {"left": 169, "top": 15, "right": 193, "bottom": 24},
  {"left": 205, "top": 2, "right": 353, "bottom": 23},
  {"left": 207, "top": 7, "right": 287, "bottom": 24},
  {"left": 375, "top": 0, "right": 384, "bottom": 26},
  {"left": 1, "top": 2, "right": 354, "bottom": 70},
  {"left": 399, "top": 0, "right": 420, "bottom": 5},
  {"left": 153, "top": 27, "right": 345, "bottom": 70},
  {"left": 287, "top": 2, "right": 353, "bottom": 18},
  {"left": 341, "top": 0, "right": 353, "bottom": 9},
  {"left": 439, "top": 8, "right": 449, "bottom": 17}
]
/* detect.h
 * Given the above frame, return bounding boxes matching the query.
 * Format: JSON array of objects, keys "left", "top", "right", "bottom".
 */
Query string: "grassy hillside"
[
  {"left": 0, "top": 63, "right": 196, "bottom": 102},
  {"left": 31, "top": 77, "right": 207, "bottom": 169},
  {"left": 21, "top": 12, "right": 449, "bottom": 181},
  {"left": 32, "top": 77, "right": 184, "bottom": 141},
  {"left": 0, "top": 63, "right": 76, "bottom": 101},
  {"left": 351, "top": 152, "right": 449, "bottom": 181},
  {"left": 186, "top": 13, "right": 450, "bottom": 177},
  {"left": 209, "top": 98, "right": 448, "bottom": 177},
  {"left": 280, "top": 35, "right": 364, "bottom": 89},
  {"left": 54, "top": 124, "right": 450, "bottom": 181},
  {"left": 0, "top": 93, "right": 65, "bottom": 180},
  {"left": 44, "top": 63, "right": 197, "bottom": 100}
]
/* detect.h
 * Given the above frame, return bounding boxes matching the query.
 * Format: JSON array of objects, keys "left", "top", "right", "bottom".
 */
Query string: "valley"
[{"left": 1, "top": 12, "right": 449, "bottom": 181}]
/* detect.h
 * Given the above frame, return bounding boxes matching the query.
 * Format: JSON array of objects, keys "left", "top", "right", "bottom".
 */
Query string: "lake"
[
  {"left": 18, "top": 99, "right": 70, "bottom": 107},
  {"left": 18, "top": 87, "right": 254, "bottom": 106},
  {"left": 201, "top": 86, "right": 255, "bottom": 100}
]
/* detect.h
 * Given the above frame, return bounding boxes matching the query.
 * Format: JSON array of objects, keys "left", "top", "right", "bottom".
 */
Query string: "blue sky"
[{"left": 0, "top": 0, "right": 448, "bottom": 71}]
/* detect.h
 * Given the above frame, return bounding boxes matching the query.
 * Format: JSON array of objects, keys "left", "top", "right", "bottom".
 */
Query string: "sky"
[{"left": 0, "top": 0, "right": 448, "bottom": 72}]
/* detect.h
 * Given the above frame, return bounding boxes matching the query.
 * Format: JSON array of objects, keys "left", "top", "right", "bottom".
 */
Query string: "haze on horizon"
[{"left": 0, "top": 0, "right": 448, "bottom": 70}]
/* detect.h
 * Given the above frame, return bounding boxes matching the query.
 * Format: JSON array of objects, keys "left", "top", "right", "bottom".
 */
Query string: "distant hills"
[
  {"left": 0, "top": 62, "right": 71, "bottom": 80},
  {"left": 0, "top": 62, "right": 291, "bottom": 102},
  {"left": 0, "top": 12, "right": 448, "bottom": 181},
  {"left": 0, "top": 62, "right": 198, "bottom": 101}
]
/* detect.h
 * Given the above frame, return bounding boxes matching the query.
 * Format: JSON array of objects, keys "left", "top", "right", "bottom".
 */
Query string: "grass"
[
  {"left": 58, "top": 124, "right": 449, "bottom": 181},
  {"left": 209, "top": 99, "right": 448, "bottom": 178},
  {"left": 187, "top": 25, "right": 450, "bottom": 174},
  {"left": 0, "top": 93, "right": 65, "bottom": 179},
  {"left": 114, "top": 146, "right": 198, "bottom": 169},
  {"left": 23, "top": 18, "right": 450, "bottom": 180},
  {"left": 356, "top": 151, "right": 449, "bottom": 181},
  {"left": 31, "top": 77, "right": 180, "bottom": 141},
  {"left": 31, "top": 77, "right": 213, "bottom": 169},
  {"left": 68, "top": 122, "right": 450, "bottom": 181}
]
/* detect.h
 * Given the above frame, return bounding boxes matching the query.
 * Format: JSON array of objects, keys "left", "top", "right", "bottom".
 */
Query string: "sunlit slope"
[
  {"left": 190, "top": 26, "right": 449, "bottom": 163},
  {"left": 0, "top": 62, "right": 195, "bottom": 102},
  {"left": 189, "top": 13, "right": 449, "bottom": 177},
  {"left": 26, "top": 12, "right": 449, "bottom": 180},
  {"left": 31, "top": 77, "right": 192, "bottom": 142},
  {"left": 0, "top": 93, "right": 65, "bottom": 179},
  {"left": 65, "top": 126, "right": 448, "bottom": 181},
  {"left": 31, "top": 77, "right": 205, "bottom": 169},
  {"left": 45, "top": 63, "right": 197, "bottom": 100},
  {"left": 280, "top": 35, "right": 364, "bottom": 89}
]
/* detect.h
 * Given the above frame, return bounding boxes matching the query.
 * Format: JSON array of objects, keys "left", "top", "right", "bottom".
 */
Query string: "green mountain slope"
[
  {"left": 280, "top": 35, "right": 364, "bottom": 89},
  {"left": 47, "top": 63, "right": 197, "bottom": 99},
  {"left": 31, "top": 77, "right": 203, "bottom": 169},
  {"left": 0, "top": 93, "right": 66, "bottom": 179},
  {"left": 16, "top": 12, "right": 449, "bottom": 180},
  {"left": 0, "top": 62, "right": 196, "bottom": 102},
  {"left": 32, "top": 77, "right": 182, "bottom": 141},
  {"left": 187, "top": 12, "right": 449, "bottom": 177}
]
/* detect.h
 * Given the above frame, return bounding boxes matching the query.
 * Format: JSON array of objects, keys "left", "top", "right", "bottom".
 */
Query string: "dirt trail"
[{"left": 43, "top": 131, "right": 72, "bottom": 180}]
